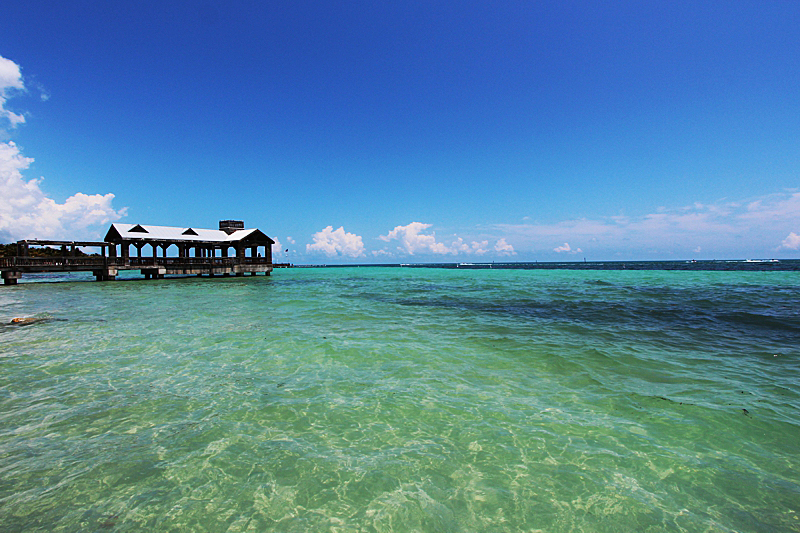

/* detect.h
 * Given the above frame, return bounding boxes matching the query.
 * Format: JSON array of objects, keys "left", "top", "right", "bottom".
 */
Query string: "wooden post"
[{"left": 2, "top": 272, "right": 21, "bottom": 285}]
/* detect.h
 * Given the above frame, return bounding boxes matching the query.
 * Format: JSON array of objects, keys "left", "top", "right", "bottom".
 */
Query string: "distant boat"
[{"left": 745, "top": 259, "right": 780, "bottom": 263}]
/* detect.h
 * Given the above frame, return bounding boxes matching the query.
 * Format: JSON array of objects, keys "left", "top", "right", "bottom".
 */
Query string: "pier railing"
[
  {"left": 0, "top": 256, "right": 274, "bottom": 269},
  {"left": 125, "top": 257, "right": 273, "bottom": 267},
  {"left": 0, "top": 257, "right": 107, "bottom": 268}
]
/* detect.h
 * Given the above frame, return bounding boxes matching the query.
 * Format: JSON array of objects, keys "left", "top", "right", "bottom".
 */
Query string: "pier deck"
[{"left": 1, "top": 255, "right": 276, "bottom": 284}]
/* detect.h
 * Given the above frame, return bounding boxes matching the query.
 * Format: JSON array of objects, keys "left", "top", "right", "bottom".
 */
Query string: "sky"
[{"left": 1, "top": 1, "right": 799, "bottom": 263}]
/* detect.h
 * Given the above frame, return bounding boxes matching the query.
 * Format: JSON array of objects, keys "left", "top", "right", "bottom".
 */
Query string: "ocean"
[{"left": 1, "top": 264, "right": 799, "bottom": 532}]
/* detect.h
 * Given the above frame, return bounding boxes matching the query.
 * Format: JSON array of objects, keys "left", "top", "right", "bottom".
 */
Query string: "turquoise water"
[{"left": 1, "top": 267, "right": 799, "bottom": 532}]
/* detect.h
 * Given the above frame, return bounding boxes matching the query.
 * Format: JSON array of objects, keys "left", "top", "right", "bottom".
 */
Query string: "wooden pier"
[{"left": 1, "top": 221, "right": 281, "bottom": 285}]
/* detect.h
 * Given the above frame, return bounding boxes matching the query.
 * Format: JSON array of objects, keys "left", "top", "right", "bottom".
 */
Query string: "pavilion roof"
[{"left": 105, "top": 224, "right": 274, "bottom": 244}]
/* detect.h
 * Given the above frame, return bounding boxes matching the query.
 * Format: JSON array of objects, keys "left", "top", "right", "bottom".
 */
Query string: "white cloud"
[
  {"left": 379, "top": 222, "right": 449, "bottom": 255},
  {"left": 741, "top": 192, "right": 800, "bottom": 222},
  {"left": 494, "top": 238, "right": 516, "bottom": 256},
  {"left": 0, "top": 55, "right": 26, "bottom": 128},
  {"left": 306, "top": 226, "right": 365, "bottom": 258},
  {"left": 693, "top": 246, "right": 702, "bottom": 253},
  {"left": 0, "top": 141, "right": 126, "bottom": 242},
  {"left": 0, "top": 55, "right": 126, "bottom": 242},
  {"left": 378, "top": 222, "right": 490, "bottom": 256},
  {"left": 473, "top": 240, "right": 489, "bottom": 254},
  {"left": 272, "top": 238, "right": 298, "bottom": 261},
  {"left": 780, "top": 232, "right": 800, "bottom": 251},
  {"left": 553, "top": 242, "right": 582, "bottom": 254},
  {"left": 451, "top": 237, "right": 489, "bottom": 255},
  {"left": 503, "top": 191, "right": 800, "bottom": 257}
]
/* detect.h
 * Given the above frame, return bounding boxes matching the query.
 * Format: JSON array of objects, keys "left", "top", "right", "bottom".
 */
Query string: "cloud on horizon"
[
  {"left": 0, "top": 55, "right": 126, "bottom": 242},
  {"left": 298, "top": 222, "right": 519, "bottom": 260},
  {"left": 379, "top": 222, "right": 451, "bottom": 255},
  {"left": 271, "top": 237, "right": 283, "bottom": 255},
  {"left": 306, "top": 225, "right": 366, "bottom": 258},
  {"left": 378, "top": 222, "right": 504, "bottom": 257},
  {"left": 294, "top": 196, "right": 799, "bottom": 262},
  {"left": 494, "top": 238, "right": 516, "bottom": 256},
  {"left": 497, "top": 192, "right": 800, "bottom": 258},
  {"left": 554, "top": 242, "right": 582, "bottom": 254},
  {"left": 780, "top": 232, "right": 800, "bottom": 251}
]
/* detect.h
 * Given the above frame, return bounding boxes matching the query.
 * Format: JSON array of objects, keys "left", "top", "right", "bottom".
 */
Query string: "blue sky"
[{"left": 2, "top": 1, "right": 799, "bottom": 262}]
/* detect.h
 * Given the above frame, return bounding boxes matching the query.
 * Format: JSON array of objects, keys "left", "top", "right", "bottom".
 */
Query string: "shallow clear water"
[{"left": 1, "top": 267, "right": 799, "bottom": 532}]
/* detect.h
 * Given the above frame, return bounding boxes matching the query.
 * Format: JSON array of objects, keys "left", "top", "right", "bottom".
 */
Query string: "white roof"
[{"left": 109, "top": 223, "right": 263, "bottom": 243}]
